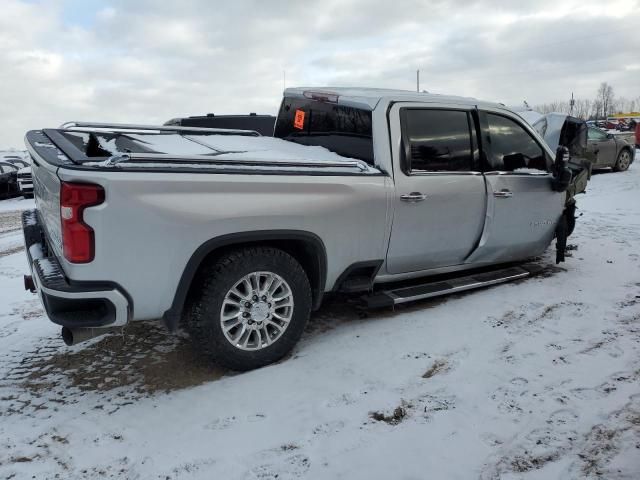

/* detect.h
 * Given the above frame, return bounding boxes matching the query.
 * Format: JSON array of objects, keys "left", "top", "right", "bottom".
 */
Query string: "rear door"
[
  {"left": 385, "top": 103, "right": 487, "bottom": 274},
  {"left": 466, "top": 110, "right": 564, "bottom": 264}
]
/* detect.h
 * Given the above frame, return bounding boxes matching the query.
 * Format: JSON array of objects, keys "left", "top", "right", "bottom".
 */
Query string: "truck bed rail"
[
  {"left": 93, "top": 152, "right": 371, "bottom": 172},
  {"left": 60, "top": 121, "right": 261, "bottom": 137}
]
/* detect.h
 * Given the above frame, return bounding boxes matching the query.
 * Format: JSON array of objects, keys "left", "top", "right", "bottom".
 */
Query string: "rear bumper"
[{"left": 22, "top": 209, "right": 130, "bottom": 329}]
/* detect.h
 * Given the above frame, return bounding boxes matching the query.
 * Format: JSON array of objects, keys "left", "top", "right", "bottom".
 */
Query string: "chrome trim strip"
[
  {"left": 484, "top": 171, "right": 550, "bottom": 176},
  {"left": 387, "top": 270, "right": 529, "bottom": 304},
  {"left": 60, "top": 121, "right": 259, "bottom": 136},
  {"left": 94, "top": 152, "right": 370, "bottom": 172},
  {"left": 408, "top": 171, "right": 483, "bottom": 176}
]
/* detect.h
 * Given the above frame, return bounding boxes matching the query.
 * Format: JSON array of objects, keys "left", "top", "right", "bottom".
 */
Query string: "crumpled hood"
[
  {"left": 519, "top": 111, "right": 569, "bottom": 152},
  {"left": 519, "top": 111, "right": 588, "bottom": 160}
]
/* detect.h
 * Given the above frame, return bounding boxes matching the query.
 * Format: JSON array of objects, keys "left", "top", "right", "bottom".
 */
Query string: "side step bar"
[{"left": 366, "top": 265, "right": 542, "bottom": 308}]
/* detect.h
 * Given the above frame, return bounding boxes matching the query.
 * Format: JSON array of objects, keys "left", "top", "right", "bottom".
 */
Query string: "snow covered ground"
[{"left": 1, "top": 162, "right": 639, "bottom": 479}]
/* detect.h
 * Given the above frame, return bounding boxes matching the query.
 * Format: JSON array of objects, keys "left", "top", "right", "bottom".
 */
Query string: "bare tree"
[
  {"left": 615, "top": 97, "right": 639, "bottom": 113},
  {"left": 596, "top": 82, "right": 615, "bottom": 119},
  {"left": 574, "top": 99, "right": 592, "bottom": 119}
]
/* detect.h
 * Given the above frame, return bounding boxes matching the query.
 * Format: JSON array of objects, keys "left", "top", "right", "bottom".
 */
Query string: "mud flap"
[
  {"left": 565, "top": 202, "right": 577, "bottom": 237},
  {"left": 555, "top": 214, "right": 567, "bottom": 264}
]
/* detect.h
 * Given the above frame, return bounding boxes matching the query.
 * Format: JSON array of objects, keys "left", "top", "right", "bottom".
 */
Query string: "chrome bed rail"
[
  {"left": 98, "top": 152, "right": 370, "bottom": 172},
  {"left": 60, "top": 121, "right": 260, "bottom": 137}
]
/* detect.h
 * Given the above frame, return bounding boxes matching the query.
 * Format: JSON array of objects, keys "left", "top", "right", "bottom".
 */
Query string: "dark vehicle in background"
[
  {"left": 165, "top": 113, "right": 276, "bottom": 136},
  {"left": 586, "top": 127, "right": 635, "bottom": 171},
  {"left": 17, "top": 167, "right": 33, "bottom": 198},
  {"left": 4, "top": 158, "right": 28, "bottom": 169},
  {"left": 0, "top": 161, "right": 19, "bottom": 198}
]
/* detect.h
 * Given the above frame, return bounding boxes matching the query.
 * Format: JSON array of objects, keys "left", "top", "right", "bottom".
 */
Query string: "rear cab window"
[{"left": 274, "top": 98, "right": 375, "bottom": 166}]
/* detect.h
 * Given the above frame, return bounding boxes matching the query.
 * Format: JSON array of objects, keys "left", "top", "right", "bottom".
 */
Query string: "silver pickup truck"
[{"left": 22, "top": 87, "right": 587, "bottom": 370}]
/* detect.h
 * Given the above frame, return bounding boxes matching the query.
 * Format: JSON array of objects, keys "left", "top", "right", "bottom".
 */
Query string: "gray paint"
[{"left": 28, "top": 87, "right": 569, "bottom": 325}]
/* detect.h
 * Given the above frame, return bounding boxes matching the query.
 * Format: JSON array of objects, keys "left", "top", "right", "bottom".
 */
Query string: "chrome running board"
[{"left": 366, "top": 265, "right": 539, "bottom": 308}]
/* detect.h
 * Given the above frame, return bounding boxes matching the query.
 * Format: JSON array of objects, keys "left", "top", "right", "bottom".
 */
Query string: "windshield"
[{"left": 274, "top": 98, "right": 374, "bottom": 165}]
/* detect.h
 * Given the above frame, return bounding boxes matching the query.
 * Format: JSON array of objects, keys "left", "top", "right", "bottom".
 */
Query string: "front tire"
[
  {"left": 186, "top": 247, "right": 311, "bottom": 371},
  {"left": 613, "top": 149, "right": 631, "bottom": 172}
]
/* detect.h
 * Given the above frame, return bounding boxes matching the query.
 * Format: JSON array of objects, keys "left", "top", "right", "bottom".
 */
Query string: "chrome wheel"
[
  {"left": 220, "top": 271, "right": 294, "bottom": 351},
  {"left": 617, "top": 150, "right": 630, "bottom": 171}
]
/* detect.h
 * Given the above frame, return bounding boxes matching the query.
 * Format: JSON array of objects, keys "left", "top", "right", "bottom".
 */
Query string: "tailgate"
[{"left": 25, "top": 131, "right": 66, "bottom": 258}]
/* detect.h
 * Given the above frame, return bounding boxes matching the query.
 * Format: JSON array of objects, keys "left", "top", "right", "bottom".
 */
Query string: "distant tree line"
[{"left": 532, "top": 82, "right": 640, "bottom": 120}]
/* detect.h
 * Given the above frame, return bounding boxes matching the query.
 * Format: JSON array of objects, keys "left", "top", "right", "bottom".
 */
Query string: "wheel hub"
[{"left": 249, "top": 301, "right": 270, "bottom": 322}]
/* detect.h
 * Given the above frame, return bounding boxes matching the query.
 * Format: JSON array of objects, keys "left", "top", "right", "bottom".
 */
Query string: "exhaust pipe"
[
  {"left": 61, "top": 326, "right": 108, "bottom": 346},
  {"left": 24, "top": 275, "right": 36, "bottom": 293}
]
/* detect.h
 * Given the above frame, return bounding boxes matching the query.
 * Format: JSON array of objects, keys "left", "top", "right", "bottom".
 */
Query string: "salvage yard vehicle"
[
  {"left": 22, "top": 88, "right": 589, "bottom": 370},
  {"left": 164, "top": 113, "right": 276, "bottom": 136},
  {"left": 0, "top": 161, "right": 19, "bottom": 198},
  {"left": 17, "top": 166, "right": 33, "bottom": 198},
  {"left": 586, "top": 127, "right": 635, "bottom": 171}
]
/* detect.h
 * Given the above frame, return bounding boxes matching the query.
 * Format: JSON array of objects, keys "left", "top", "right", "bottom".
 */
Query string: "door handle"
[
  {"left": 400, "top": 192, "right": 427, "bottom": 202},
  {"left": 493, "top": 189, "right": 513, "bottom": 198}
]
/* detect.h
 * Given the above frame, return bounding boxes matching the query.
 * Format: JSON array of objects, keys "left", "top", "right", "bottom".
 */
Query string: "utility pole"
[
  {"left": 416, "top": 70, "right": 420, "bottom": 92},
  {"left": 569, "top": 92, "right": 575, "bottom": 116}
]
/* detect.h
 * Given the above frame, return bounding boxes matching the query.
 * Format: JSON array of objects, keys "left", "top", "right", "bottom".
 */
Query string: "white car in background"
[{"left": 17, "top": 166, "right": 33, "bottom": 198}]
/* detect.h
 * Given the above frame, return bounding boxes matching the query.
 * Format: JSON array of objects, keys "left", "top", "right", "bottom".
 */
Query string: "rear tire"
[
  {"left": 613, "top": 149, "right": 631, "bottom": 172},
  {"left": 186, "top": 247, "right": 311, "bottom": 371}
]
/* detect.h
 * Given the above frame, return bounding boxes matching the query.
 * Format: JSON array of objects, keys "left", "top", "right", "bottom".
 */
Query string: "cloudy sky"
[{"left": 1, "top": 0, "right": 639, "bottom": 147}]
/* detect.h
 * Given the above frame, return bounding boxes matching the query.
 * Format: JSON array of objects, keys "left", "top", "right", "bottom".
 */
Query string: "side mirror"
[{"left": 551, "top": 146, "right": 572, "bottom": 193}]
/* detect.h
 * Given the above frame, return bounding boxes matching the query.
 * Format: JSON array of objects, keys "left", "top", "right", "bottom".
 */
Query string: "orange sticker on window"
[{"left": 294, "top": 109, "right": 305, "bottom": 130}]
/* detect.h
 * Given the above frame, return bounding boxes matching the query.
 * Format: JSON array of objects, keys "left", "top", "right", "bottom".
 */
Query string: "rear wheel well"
[{"left": 164, "top": 233, "right": 327, "bottom": 330}]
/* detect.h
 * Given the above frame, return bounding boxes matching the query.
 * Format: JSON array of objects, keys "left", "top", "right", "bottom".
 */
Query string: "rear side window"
[
  {"left": 401, "top": 109, "right": 473, "bottom": 173},
  {"left": 485, "top": 113, "right": 548, "bottom": 172},
  {"left": 274, "top": 98, "right": 374, "bottom": 165}
]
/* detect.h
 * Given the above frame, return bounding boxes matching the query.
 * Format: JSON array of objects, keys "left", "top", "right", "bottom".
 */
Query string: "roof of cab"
[{"left": 283, "top": 87, "right": 505, "bottom": 111}]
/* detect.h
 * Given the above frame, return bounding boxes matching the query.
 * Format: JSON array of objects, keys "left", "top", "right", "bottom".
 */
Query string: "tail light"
[{"left": 60, "top": 182, "right": 105, "bottom": 263}]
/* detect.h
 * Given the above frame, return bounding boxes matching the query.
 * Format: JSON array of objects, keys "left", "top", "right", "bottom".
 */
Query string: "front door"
[
  {"left": 385, "top": 104, "right": 487, "bottom": 274},
  {"left": 586, "top": 127, "right": 616, "bottom": 167},
  {"left": 466, "top": 110, "right": 564, "bottom": 264}
]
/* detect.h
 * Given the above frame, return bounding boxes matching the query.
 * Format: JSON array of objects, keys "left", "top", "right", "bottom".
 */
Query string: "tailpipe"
[
  {"left": 24, "top": 275, "right": 36, "bottom": 293},
  {"left": 61, "top": 327, "right": 107, "bottom": 346}
]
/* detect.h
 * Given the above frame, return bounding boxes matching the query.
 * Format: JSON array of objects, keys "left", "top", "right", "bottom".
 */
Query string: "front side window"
[
  {"left": 485, "top": 113, "right": 548, "bottom": 172},
  {"left": 587, "top": 128, "right": 608, "bottom": 141},
  {"left": 401, "top": 109, "right": 473, "bottom": 173}
]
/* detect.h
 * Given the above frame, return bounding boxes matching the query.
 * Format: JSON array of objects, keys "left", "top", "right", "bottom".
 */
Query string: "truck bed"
[{"left": 32, "top": 123, "right": 379, "bottom": 175}]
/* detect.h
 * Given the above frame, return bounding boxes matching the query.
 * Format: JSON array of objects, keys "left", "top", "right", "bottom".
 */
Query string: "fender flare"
[{"left": 162, "top": 230, "right": 327, "bottom": 331}]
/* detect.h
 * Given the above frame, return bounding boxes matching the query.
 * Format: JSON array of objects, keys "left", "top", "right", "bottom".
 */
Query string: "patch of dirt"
[
  {"left": 489, "top": 301, "right": 584, "bottom": 332},
  {"left": 0, "top": 211, "right": 23, "bottom": 236},
  {"left": 2, "top": 321, "right": 227, "bottom": 416},
  {"left": 369, "top": 401, "right": 410, "bottom": 425},
  {"left": 304, "top": 294, "right": 366, "bottom": 336},
  {"left": 510, "top": 451, "right": 561, "bottom": 473},
  {"left": 0, "top": 245, "right": 24, "bottom": 258},
  {"left": 422, "top": 359, "right": 449, "bottom": 379},
  {"left": 578, "top": 399, "right": 640, "bottom": 478}
]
